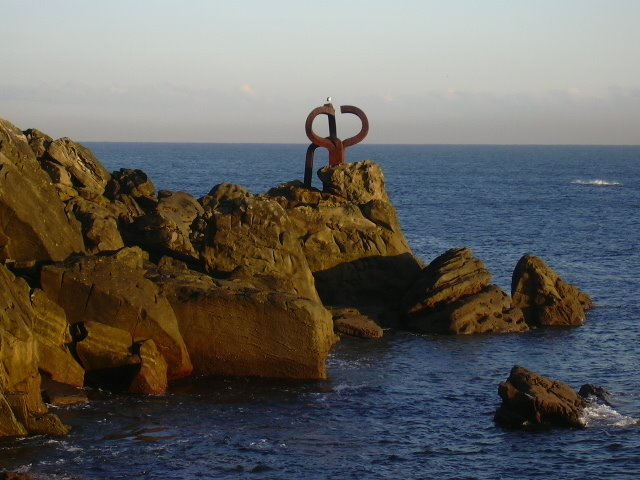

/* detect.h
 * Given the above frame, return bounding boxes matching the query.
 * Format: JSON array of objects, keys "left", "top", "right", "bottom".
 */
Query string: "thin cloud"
[{"left": 240, "top": 84, "right": 257, "bottom": 96}]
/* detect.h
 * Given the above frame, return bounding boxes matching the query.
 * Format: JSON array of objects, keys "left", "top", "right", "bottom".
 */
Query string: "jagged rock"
[
  {"left": 65, "top": 196, "right": 124, "bottom": 254},
  {"left": 0, "top": 264, "right": 69, "bottom": 437},
  {"left": 406, "top": 285, "right": 528, "bottom": 334},
  {"left": 149, "top": 258, "right": 336, "bottom": 380},
  {"left": 0, "top": 118, "right": 85, "bottom": 262},
  {"left": 403, "top": 248, "right": 527, "bottom": 334},
  {"left": 40, "top": 247, "right": 192, "bottom": 380},
  {"left": 106, "top": 168, "right": 157, "bottom": 210},
  {"left": 30, "top": 290, "right": 84, "bottom": 387},
  {"left": 129, "top": 339, "right": 168, "bottom": 395},
  {"left": 332, "top": 308, "right": 383, "bottom": 339},
  {"left": 74, "top": 321, "right": 139, "bottom": 372},
  {"left": 318, "top": 160, "right": 391, "bottom": 204},
  {"left": 130, "top": 190, "right": 203, "bottom": 259},
  {"left": 579, "top": 384, "right": 612, "bottom": 406},
  {"left": 266, "top": 162, "right": 421, "bottom": 320},
  {"left": 47, "top": 137, "right": 110, "bottom": 195},
  {"left": 195, "top": 183, "right": 320, "bottom": 302},
  {"left": 511, "top": 255, "right": 594, "bottom": 327},
  {"left": 495, "top": 366, "right": 587, "bottom": 429},
  {"left": 25, "top": 129, "right": 111, "bottom": 196},
  {"left": 402, "top": 248, "right": 491, "bottom": 313}
]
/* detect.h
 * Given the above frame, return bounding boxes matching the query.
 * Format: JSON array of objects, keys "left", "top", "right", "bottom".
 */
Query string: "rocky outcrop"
[
  {"left": 149, "top": 258, "right": 336, "bottom": 380},
  {"left": 495, "top": 366, "right": 587, "bottom": 429},
  {"left": 0, "top": 264, "right": 69, "bottom": 437},
  {"left": 267, "top": 162, "right": 422, "bottom": 320},
  {"left": 25, "top": 129, "right": 111, "bottom": 196},
  {"left": 40, "top": 247, "right": 192, "bottom": 380},
  {"left": 129, "top": 190, "right": 203, "bottom": 260},
  {"left": 195, "top": 183, "right": 320, "bottom": 302},
  {"left": 402, "top": 248, "right": 528, "bottom": 334},
  {"left": 331, "top": 308, "right": 384, "bottom": 339},
  {"left": 65, "top": 195, "right": 125, "bottom": 254},
  {"left": 0, "top": 119, "right": 85, "bottom": 263},
  {"left": 511, "top": 255, "right": 594, "bottom": 327},
  {"left": 30, "top": 290, "right": 84, "bottom": 387}
]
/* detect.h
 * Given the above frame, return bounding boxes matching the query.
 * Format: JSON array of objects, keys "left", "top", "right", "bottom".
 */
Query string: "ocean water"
[{"left": 1, "top": 144, "right": 639, "bottom": 479}]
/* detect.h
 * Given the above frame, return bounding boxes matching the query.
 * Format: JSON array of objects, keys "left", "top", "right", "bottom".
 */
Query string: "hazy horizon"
[{"left": 2, "top": 1, "right": 639, "bottom": 145}]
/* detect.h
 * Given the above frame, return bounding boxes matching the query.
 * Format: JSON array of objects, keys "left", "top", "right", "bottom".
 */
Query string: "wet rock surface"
[{"left": 495, "top": 366, "right": 587, "bottom": 429}]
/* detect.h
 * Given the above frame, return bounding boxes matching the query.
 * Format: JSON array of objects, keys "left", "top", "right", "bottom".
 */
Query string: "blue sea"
[{"left": 2, "top": 144, "right": 639, "bottom": 479}]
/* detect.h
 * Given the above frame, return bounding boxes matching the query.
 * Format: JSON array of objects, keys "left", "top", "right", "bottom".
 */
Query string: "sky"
[{"left": 1, "top": 0, "right": 639, "bottom": 144}]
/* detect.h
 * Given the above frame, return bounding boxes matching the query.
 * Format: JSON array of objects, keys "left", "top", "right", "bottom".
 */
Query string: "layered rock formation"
[
  {"left": 402, "top": 248, "right": 528, "bottom": 334},
  {"left": 40, "top": 247, "right": 193, "bottom": 380},
  {"left": 495, "top": 366, "right": 587, "bottom": 429},
  {"left": 266, "top": 162, "right": 422, "bottom": 321},
  {"left": 0, "top": 120, "right": 84, "bottom": 263},
  {"left": 512, "top": 255, "right": 594, "bottom": 326},
  {"left": 0, "top": 264, "right": 69, "bottom": 436}
]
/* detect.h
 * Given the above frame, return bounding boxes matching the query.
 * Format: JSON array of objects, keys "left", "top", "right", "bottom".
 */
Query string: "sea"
[{"left": 1, "top": 144, "right": 639, "bottom": 479}]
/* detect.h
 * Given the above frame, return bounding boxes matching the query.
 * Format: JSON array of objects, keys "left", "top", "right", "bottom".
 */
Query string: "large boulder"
[
  {"left": 267, "top": 161, "right": 422, "bottom": 320},
  {"left": 149, "top": 258, "right": 336, "bottom": 380},
  {"left": 195, "top": 183, "right": 320, "bottom": 302},
  {"left": 0, "top": 264, "right": 69, "bottom": 437},
  {"left": 40, "top": 247, "right": 192, "bottom": 380},
  {"left": 402, "top": 248, "right": 528, "bottom": 334},
  {"left": 511, "top": 255, "right": 594, "bottom": 327},
  {"left": 0, "top": 118, "right": 85, "bottom": 262},
  {"left": 495, "top": 366, "right": 587, "bottom": 429}
]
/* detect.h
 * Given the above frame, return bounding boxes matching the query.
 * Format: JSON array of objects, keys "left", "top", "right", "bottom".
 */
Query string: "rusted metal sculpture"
[{"left": 304, "top": 102, "right": 369, "bottom": 187}]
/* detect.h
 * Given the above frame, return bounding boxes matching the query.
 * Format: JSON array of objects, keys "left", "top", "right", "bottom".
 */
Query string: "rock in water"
[
  {"left": 0, "top": 118, "right": 85, "bottom": 262},
  {"left": 150, "top": 258, "right": 336, "bottom": 380},
  {"left": 402, "top": 248, "right": 528, "bottom": 334},
  {"left": 495, "top": 366, "right": 587, "bottom": 429},
  {"left": 331, "top": 308, "right": 384, "bottom": 339},
  {"left": 511, "top": 255, "right": 594, "bottom": 326}
]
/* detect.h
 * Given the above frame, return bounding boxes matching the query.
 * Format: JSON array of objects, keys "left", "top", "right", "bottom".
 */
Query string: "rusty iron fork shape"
[{"left": 304, "top": 103, "right": 369, "bottom": 187}]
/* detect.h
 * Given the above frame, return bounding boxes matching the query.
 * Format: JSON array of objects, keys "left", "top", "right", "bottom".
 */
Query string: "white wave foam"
[
  {"left": 581, "top": 403, "right": 638, "bottom": 427},
  {"left": 571, "top": 179, "right": 622, "bottom": 187}
]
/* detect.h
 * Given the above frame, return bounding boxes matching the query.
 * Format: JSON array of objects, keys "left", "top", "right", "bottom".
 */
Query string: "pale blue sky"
[{"left": 1, "top": 0, "right": 639, "bottom": 143}]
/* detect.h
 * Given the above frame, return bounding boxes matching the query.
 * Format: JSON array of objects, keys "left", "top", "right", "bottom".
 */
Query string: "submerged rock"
[
  {"left": 511, "top": 255, "right": 594, "bottom": 326},
  {"left": 495, "top": 366, "right": 587, "bottom": 429},
  {"left": 402, "top": 248, "right": 528, "bottom": 334}
]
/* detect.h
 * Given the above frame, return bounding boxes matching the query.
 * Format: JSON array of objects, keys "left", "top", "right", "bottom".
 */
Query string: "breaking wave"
[
  {"left": 571, "top": 179, "right": 623, "bottom": 187},
  {"left": 581, "top": 403, "right": 638, "bottom": 428}
]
